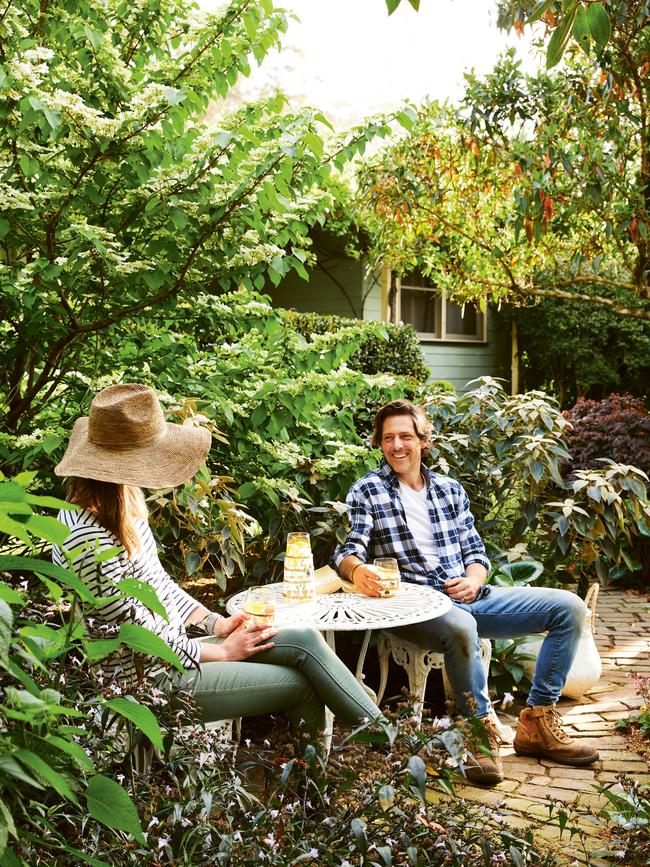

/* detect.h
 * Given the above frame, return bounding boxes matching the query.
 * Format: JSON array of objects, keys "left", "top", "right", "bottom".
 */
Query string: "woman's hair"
[
  {"left": 370, "top": 400, "right": 432, "bottom": 452},
  {"left": 67, "top": 478, "right": 148, "bottom": 558}
]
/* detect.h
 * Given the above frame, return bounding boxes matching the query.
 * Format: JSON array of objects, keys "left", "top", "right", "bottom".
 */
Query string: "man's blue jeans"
[{"left": 389, "top": 586, "right": 587, "bottom": 717}]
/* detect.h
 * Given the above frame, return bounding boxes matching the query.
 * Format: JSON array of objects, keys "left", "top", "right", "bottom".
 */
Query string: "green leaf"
[
  {"left": 0, "top": 755, "right": 44, "bottom": 789},
  {"left": 525, "top": 0, "right": 555, "bottom": 24},
  {"left": 0, "top": 583, "right": 23, "bottom": 605},
  {"left": 0, "top": 556, "right": 96, "bottom": 604},
  {"left": 546, "top": 5, "right": 578, "bottom": 69},
  {"left": 237, "top": 481, "right": 257, "bottom": 499},
  {"left": 385, "top": 0, "right": 401, "bottom": 12},
  {"left": 43, "top": 734, "right": 94, "bottom": 773},
  {"left": 24, "top": 514, "right": 70, "bottom": 546},
  {"left": 15, "top": 749, "right": 79, "bottom": 804},
  {"left": 118, "top": 623, "right": 184, "bottom": 671},
  {"left": 572, "top": 5, "right": 591, "bottom": 53},
  {"left": 0, "top": 600, "right": 12, "bottom": 665},
  {"left": 105, "top": 698, "right": 163, "bottom": 752},
  {"left": 184, "top": 550, "right": 200, "bottom": 574},
  {"left": 116, "top": 578, "right": 169, "bottom": 621},
  {"left": 85, "top": 775, "right": 144, "bottom": 844},
  {"left": 0, "top": 796, "right": 16, "bottom": 857},
  {"left": 586, "top": 2, "right": 610, "bottom": 47},
  {"left": 407, "top": 754, "right": 427, "bottom": 798}
]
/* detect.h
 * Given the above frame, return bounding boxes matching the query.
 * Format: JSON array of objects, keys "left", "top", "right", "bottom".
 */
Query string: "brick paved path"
[{"left": 428, "top": 588, "right": 650, "bottom": 864}]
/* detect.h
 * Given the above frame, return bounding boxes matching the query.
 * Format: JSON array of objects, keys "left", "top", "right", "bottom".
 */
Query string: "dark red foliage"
[{"left": 563, "top": 393, "right": 650, "bottom": 479}]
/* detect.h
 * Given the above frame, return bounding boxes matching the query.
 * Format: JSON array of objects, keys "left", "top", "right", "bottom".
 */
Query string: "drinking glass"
[
  {"left": 243, "top": 586, "right": 277, "bottom": 626},
  {"left": 283, "top": 532, "right": 316, "bottom": 602},
  {"left": 373, "top": 557, "right": 401, "bottom": 598}
]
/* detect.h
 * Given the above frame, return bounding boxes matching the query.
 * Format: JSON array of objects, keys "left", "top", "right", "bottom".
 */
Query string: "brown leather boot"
[
  {"left": 513, "top": 705, "right": 599, "bottom": 765},
  {"left": 464, "top": 717, "right": 504, "bottom": 787}
]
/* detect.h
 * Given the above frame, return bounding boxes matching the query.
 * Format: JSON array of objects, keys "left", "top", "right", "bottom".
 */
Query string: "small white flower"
[
  {"left": 501, "top": 692, "right": 515, "bottom": 709},
  {"left": 309, "top": 848, "right": 319, "bottom": 858}
]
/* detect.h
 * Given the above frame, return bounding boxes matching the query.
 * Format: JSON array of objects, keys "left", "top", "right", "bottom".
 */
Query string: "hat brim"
[{"left": 55, "top": 417, "right": 212, "bottom": 489}]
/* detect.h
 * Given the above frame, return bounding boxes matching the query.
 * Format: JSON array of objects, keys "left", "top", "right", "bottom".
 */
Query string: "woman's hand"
[
  {"left": 212, "top": 612, "right": 248, "bottom": 638},
  {"left": 200, "top": 621, "right": 277, "bottom": 663}
]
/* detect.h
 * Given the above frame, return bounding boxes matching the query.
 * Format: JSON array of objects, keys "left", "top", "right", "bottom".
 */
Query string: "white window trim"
[{"left": 396, "top": 275, "right": 487, "bottom": 343}]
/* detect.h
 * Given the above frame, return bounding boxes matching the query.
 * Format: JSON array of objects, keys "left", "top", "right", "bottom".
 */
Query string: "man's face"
[{"left": 380, "top": 414, "right": 424, "bottom": 479}]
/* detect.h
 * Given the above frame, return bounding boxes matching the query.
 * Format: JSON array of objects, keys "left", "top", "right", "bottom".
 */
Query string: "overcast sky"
[{"left": 201, "top": 0, "right": 543, "bottom": 125}]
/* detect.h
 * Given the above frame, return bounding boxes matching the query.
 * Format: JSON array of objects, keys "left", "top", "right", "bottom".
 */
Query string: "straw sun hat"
[{"left": 55, "top": 384, "right": 211, "bottom": 489}]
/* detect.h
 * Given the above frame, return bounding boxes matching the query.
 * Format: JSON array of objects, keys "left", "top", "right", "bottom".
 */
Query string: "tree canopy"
[
  {"left": 0, "top": 0, "right": 401, "bottom": 432},
  {"left": 359, "top": 0, "right": 650, "bottom": 323}
]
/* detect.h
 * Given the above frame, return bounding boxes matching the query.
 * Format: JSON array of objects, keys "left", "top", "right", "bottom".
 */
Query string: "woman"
[{"left": 53, "top": 383, "right": 383, "bottom": 744}]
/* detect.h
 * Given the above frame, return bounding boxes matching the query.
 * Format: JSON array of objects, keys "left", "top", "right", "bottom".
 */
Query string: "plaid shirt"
[{"left": 332, "top": 461, "right": 490, "bottom": 591}]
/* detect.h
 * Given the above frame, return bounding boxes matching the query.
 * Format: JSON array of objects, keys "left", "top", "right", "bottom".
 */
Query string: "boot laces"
[{"left": 544, "top": 705, "right": 571, "bottom": 742}]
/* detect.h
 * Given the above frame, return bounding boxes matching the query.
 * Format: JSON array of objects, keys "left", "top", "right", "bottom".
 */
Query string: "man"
[{"left": 332, "top": 399, "right": 599, "bottom": 786}]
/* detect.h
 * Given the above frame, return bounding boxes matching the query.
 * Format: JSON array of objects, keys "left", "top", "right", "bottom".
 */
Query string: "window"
[{"left": 397, "top": 270, "right": 485, "bottom": 342}]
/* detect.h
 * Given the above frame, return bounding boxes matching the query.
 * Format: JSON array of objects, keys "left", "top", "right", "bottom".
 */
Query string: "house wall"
[
  {"left": 266, "top": 232, "right": 364, "bottom": 318},
  {"left": 267, "top": 246, "right": 511, "bottom": 391},
  {"left": 419, "top": 309, "right": 511, "bottom": 390}
]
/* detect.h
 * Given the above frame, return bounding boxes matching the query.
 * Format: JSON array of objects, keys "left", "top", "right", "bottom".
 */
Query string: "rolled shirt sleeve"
[
  {"left": 455, "top": 486, "right": 491, "bottom": 574},
  {"left": 332, "top": 486, "right": 373, "bottom": 572}
]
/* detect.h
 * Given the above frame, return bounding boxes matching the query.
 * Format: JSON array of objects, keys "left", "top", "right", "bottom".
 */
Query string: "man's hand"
[
  {"left": 351, "top": 564, "right": 384, "bottom": 597},
  {"left": 444, "top": 574, "right": 483, "bottom": 603}
]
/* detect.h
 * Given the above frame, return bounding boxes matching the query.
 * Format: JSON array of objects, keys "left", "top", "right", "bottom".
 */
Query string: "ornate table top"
[{"left": 226, "top": 582, "right": 452, "bottom": 632}]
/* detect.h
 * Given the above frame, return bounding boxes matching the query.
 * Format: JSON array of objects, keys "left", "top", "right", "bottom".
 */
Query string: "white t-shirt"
[{"left": 398, "top": 481, "right": 440, "bottom": 571}]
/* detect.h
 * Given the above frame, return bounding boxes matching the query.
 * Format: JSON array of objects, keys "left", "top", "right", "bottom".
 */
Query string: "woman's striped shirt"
[{"left": 53, "top": 508, "right": 202, "bottom": 679}]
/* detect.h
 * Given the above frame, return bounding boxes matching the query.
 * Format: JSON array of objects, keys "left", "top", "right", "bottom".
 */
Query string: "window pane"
[
  {"left": 401, "top": 288, "right": 437, "bottom": 333},
  {"left": 401, "top": 269, "right": 429, "bottom": 288},
  {"left": 445, "top": 300, "right": 479, "bottom": 337}
]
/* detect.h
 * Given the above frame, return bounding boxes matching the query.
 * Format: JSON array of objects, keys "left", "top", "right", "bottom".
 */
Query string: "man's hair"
[{"left": 371, "top": 400, "right": 432, "bottom": 451}]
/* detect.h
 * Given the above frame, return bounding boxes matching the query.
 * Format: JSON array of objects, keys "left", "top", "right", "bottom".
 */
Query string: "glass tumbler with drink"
[
  {"left": 283, "top": 532, "right": 316, "bottom": 602},
  {"left": 244, "top": 586, "right": 277, "bottom": 626},
  {"left": 372, "top": 557, "right": 401, "bottom": 598}
]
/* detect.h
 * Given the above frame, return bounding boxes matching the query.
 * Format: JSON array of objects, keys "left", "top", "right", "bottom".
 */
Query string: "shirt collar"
[{"left": 378, "top": 459, "right": 434, "bottom": 491}]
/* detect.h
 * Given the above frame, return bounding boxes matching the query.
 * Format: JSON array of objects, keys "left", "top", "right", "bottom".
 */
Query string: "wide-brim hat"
[{"left": 55, "top": 384, "right": 211, "bottom": 488}]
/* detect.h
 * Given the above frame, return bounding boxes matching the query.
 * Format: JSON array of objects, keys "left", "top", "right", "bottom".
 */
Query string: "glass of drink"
[
  {"left": 283, "top": 532, "right": 316, "bottom": 602},
  {"left": 373, "top": 557, "right": 401, "bottom": 598},
  {"left": 243, "top": 586, "right": 277, "bottom": 626}
]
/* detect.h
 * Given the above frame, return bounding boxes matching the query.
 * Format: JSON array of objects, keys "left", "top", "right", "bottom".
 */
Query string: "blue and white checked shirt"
[{"left": 332, "top": 461, "right": 490, "bottom": 591}]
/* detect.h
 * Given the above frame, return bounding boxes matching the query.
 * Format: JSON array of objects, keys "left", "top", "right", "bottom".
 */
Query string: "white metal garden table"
[{"left": 226, "top": 582, "right": 452, "bottom": 698}]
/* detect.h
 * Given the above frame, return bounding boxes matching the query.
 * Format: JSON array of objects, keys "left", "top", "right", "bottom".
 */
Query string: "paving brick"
[
  {"left": 561, "top": 713, "right": 606, "bottom": 724},
  {"left": 601, "top": 760, "right": 649, "bottom": 771},
  {"left": 516, "top": 783, "right": 580, "bottom": 803},
  {"left": 548, "top": 767, "right": 597, "bottom": 780},
  {"left": 599, "top": 710, "right": 634, "bottom": 721}
]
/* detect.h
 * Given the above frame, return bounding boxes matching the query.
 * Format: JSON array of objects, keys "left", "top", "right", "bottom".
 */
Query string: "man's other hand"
[{"left": 444, "top": 574, "right": 483, "bottom": 603}]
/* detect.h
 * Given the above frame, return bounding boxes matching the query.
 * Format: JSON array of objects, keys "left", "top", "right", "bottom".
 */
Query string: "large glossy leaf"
[
  {"left": 546, "top": 3, "right": 578, "bottom": 69},
  {"left": 586, "top": 2, "right": 610, "bottom": 47},
  {"left": 0, "top": 600, "right": 12, "bottom": 666},
  {"left": 15, "top": 749, "right": 79, "bottom": 804},
  {"left": 119, "top": 623, "right": 183, "bottom": 671},
  {"left": 105, "top": 697, "right": 163, "bottom": 752},
  {"left": 115, "top": 578, "right": 169, "bottom": 622},
  {"left": 85, "top": 775, "right": 144, "bottom": 843},
  {"left": 0, "top": 556, "right": 96, "bottom": 603}
]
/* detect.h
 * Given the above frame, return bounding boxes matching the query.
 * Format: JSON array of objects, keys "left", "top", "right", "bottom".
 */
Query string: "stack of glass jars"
[{"left": 282, "top": 532, "right": 316, "bottom": 603}]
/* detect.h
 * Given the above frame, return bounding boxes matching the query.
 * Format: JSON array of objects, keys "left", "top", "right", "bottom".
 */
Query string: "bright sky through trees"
[{"left": 201, "top": 0, "right": 541, "bottom": 125}]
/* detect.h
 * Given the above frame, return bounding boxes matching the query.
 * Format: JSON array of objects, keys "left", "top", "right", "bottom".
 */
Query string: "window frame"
[{"left": 396, "top": 274, "right": 487, "bottom": 344}]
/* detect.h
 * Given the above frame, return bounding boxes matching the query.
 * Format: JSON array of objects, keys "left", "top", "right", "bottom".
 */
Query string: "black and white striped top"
[{"left": 53, "top": 508, "right": 202, "bottom": 678}]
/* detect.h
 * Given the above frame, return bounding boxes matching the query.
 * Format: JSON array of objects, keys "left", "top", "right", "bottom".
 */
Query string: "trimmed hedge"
[{"left": 285, "top": 309, "right": 430, "bottom": 383}]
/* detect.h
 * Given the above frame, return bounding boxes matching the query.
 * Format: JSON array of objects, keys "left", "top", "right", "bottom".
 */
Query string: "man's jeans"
[{"left": 389, "top": 586, "right": 587, "bottom": 717}]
